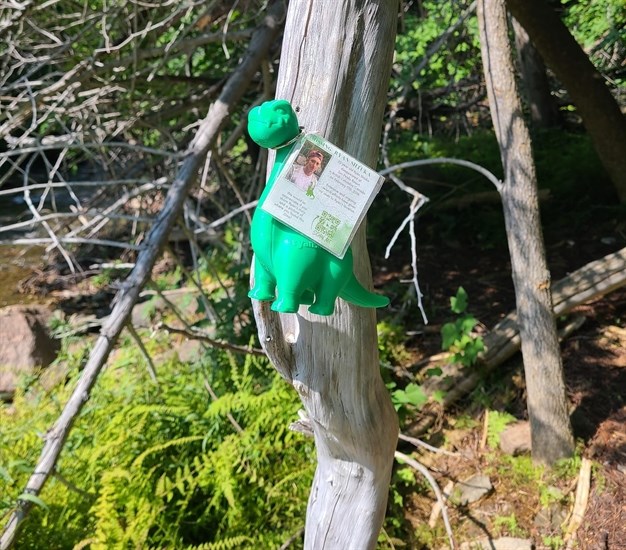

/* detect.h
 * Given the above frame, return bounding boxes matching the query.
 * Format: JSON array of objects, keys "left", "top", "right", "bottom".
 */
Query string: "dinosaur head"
[{"left": 247, "top": 99, "right": 300, "bottom": 149}]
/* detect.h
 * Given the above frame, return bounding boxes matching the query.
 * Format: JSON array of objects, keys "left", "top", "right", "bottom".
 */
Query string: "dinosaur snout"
[{"left": 247, "top": 100, "right": 300, "bottom": 148}]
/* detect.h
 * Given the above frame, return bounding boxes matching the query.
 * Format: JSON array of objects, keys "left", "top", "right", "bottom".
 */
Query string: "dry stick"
[
  {"left": 398, "top": 432, "right": 462, "bottom": 458},
  {"left": 480, "top": 409, "right": 489, "bottom": 450},
  {"left": 395, "top": 451, "right": 456, "bottom": 550},
  {"left": 564, "top": 457, "right": 592, "bottom": 549},
  {"left": 1, "top": 236, "right": 144, "bottom": 250},
  {"left": 278, "top": 527, "right": 305, "bottom": 550},
  {"left": 0, "top": 4, "right": 285, "bottom": 547},
  {"left": 165, "top": 241, "right": 219, "bottom": 323},
  {"left": 212, "top": 153, "right": 253, "bottom": 225},
  {"left": 125, "top": 322, "right": 159, "bottom": 386},
  {"left": 202, "top": 377, "right": 244, "bottom": 435},
  {"left": 428, "top": 480, "right": 454, "bottom": 529},
  {"left": 158, "top": 323, "right": 266, "bottom": 357},
  {"left": 379, "top": 158, "right": 503, "bottom": 326},
  {"left": 177, "top": 221, "right": 236, "bottom": 310},
  {"left": 412, "top": 247, "right": 626, "bottom": 436},
  {"left": 0, "top": 12, "right": 254, "bottom": 139},
  {"left": 379, "top": 2, "right": 478, "bottom": 324}
]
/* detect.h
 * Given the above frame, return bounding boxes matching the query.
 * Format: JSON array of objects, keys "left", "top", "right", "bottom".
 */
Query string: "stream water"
[
  {"left": 0, "top": 195, "right": 49, "bottom": 307},
  {"left": 0, "top": 181, "right": 76, "bottom": 307}
]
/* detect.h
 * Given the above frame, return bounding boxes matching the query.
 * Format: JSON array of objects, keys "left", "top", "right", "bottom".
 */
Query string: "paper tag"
[{"left": 261, "top": 133, "right": 384, "bottom": 258}]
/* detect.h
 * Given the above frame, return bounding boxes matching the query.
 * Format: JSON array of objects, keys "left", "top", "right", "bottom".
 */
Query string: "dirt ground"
[{"left": 371, "top": 194, "right": 626, "bottom": 549}]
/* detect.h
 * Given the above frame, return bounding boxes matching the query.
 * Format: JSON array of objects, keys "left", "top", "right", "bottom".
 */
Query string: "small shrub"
[{"left": 441, "top": 287, "right": 485, "bottom": 367}]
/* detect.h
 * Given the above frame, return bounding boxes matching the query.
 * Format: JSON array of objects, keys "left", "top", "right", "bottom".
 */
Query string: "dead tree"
[
  {"left": 477, "top": 0, "right": 575, "bottom": 464},
  {"left": 251, "top": 1, "right": 399, "bottom": 548}
]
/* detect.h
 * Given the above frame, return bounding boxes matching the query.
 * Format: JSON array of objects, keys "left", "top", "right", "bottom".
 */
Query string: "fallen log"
[{"left": 414, "top": 246, "right": 626, "bottom": 432}]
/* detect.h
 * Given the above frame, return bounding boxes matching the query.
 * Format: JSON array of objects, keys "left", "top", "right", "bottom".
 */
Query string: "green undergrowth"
[
  {"left": 370, "top": 127, "right": 618, "bottom": 257},
  {"left": 381, "top": 411, "right": 587, "bottom": 549},
  {"left": 1, "top": 333, "right": 314, "bottom": 549}
]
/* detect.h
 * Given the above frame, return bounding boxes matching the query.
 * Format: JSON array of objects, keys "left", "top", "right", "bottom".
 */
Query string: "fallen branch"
[
  {"left": 398, "top": 432, "right": 462, "bottom": 458},
  {"left": 428, "top": 480, "right": 454, "bottom": 529},
  {"left": 0, "top": 4, "right": 285, "bottom": 547},
  {"left": 564, "top": 457, "right": 592, "bottom": 549},
  {"left": 395, "top": 451, "right": 456, "bottom": 550}
]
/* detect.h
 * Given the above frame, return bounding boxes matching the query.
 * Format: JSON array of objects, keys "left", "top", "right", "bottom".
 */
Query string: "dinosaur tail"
[{"left": 339, "top": 274, "right": 390, "bottom": 309}]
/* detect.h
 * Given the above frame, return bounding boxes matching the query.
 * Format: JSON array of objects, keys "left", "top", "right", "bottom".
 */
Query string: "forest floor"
[
  {"left": 369, "top": 181, "right": 626, "bottom": 549},
  {"left": 3, "top": 164, "right": 625, "bottom": 549}
]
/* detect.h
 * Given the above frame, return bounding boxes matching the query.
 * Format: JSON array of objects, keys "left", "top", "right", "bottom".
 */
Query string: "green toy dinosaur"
[{"left": 247, "top": 99, "right": 389, "bottom": 315}]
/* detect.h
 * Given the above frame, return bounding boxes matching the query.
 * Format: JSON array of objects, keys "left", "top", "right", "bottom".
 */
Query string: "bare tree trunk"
[
  {"left": 512, "top": 17, "right": 560, "bottom": 129},
  {"left": 477, "top": 0, "right": 575, "bottom": 465},
  {"left": 505, "top": 0, "right": 626, "bottom": 202},
  {"left": 252, "top": 2, "right": 399, "bottom": 548}
]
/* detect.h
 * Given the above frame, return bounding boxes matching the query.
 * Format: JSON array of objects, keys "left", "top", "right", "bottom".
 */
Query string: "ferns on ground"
[{"left": 0, "top": 335, "right": 314, "bottom": 549}]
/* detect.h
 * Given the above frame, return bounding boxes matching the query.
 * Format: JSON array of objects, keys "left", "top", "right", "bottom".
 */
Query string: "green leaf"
[
  {"left": 0, "top": 466, "right": 13, "bottom": 484},
  {"left": 18, "top": 492, "right": 49, "bottom": 511},
  {"left": 396, "top": 466, "right": 415, "bottom": 484},
  {"left": 425, "top": 367, "right": 443, "bottom": 377},
  {"left": 402, "top": 383, "right": 428, "bottom": 409},
  {"left": 450, "top": 287, "right": 468, "bottom": 314},
  {"left": 432, "top": 390, "right": 446, "bottom": 403},
  {"left": 459, "top": 315, "right": 478, "bottom": 334},
  {"left": 441, "top": 322, "right": 458, "bottom": 350}
]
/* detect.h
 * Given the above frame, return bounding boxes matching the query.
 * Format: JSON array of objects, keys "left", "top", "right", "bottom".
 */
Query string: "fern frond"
[
  {"left": 132, "top": 435, "right": 205, "bottom": 468},
  {"left": 184, "top": 535, "right": 252, "bottom": 550}
]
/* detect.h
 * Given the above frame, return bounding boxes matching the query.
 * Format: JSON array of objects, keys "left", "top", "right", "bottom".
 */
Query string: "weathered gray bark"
[
  {"left": 512, "top": 17, "right": 560, "bottom": 129},
  {"left": 251, "top": 1, "right": 399, "bottom": 548},
  {"left": 477, "top": 0, "right": 575, "bottom": 464},
  {"left": 505, "top": 0, "right": 626, "bottom": 202},
  {"left": 0, "top": 4, "right": 286, "bottom": 548}
]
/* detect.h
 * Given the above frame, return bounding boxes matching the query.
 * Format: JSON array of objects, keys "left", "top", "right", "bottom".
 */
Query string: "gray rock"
[
  {"left": 0, "top": 305, "right": 60, "bottom": 397},
  {"left": 534, "top": 501, "right": 567, "bottom": 531},
  {"left": 499, "top": 421, "right": 532, "bottom": 456},
  {"left": 453, "top": 474, "right": 493, "bottom": 505},
  {"left": 460, "top": 537, "right": 533, "bottom": 550}
]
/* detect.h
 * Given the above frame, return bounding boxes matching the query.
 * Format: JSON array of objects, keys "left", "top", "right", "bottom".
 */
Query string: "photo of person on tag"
[{"left": 286, "top": 148, "right": 326, "bottom": 197}]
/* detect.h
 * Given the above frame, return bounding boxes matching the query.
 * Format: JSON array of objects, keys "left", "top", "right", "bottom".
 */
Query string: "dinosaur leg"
[
  {"left": 308, "top": 270, "right": 342, "bottom": 316},
  {"left": 308, "top": 288, "right": 339, "bottom": 315},
  {"left": 272, "top": 264, "right": 311, "bottom": 313},
  {"left": 248, "top": 256, "right": 276, "bottom": 301},
  {"left": 300, "top": 289, "right": 315, "bottom": 305},
  {"left": 307, "top": 254, "right": 354, "bottom": 315},
  {"left": 271, "top": 289, "right": 302, "bottom": 313}
]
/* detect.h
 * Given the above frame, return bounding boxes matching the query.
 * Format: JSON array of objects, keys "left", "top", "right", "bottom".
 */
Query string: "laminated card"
[{"left": 261, "top": 134, "right": 385, "bottom": 258}]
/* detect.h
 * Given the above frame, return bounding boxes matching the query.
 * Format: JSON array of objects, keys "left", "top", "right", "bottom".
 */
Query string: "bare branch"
[
  {"left": 158, "top": 322, "right": 265, "bottom": 357},
  {"left": 395, "top": 451, "right": 456, "bottom": 550}
]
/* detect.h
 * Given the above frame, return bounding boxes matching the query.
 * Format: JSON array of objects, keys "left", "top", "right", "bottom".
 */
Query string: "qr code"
[{"left": 313, "top": 211, "right": 340, "bottom": 243}]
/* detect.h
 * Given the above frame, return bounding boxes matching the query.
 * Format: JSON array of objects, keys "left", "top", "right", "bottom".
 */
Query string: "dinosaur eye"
[{"left": 295, "top": 106, "right": 300, "bottom": 113}]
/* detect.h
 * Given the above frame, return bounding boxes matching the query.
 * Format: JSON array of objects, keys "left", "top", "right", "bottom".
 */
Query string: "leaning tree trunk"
[
  {"left": 477, "top": 0, "right": 575, "bottom": 465},
  {"left": 505, "top": 0, "right": 626, "bottom": 202},
  {"left": 512, "top": 17, "right": 560, "bottom": 129},
  {"left": 251, "top": 2, "right": 399, "bottom": 549}
]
